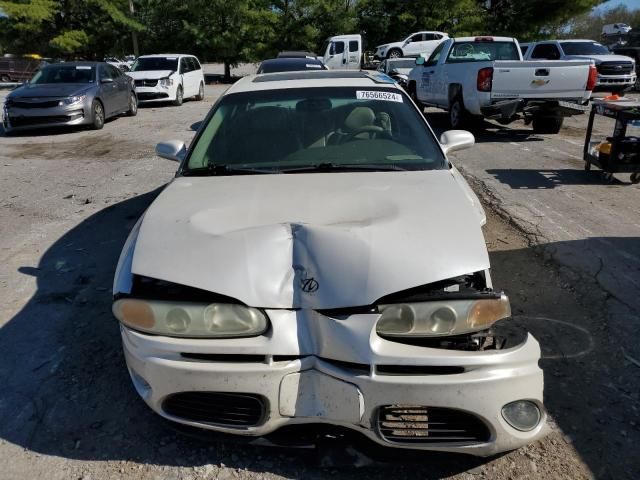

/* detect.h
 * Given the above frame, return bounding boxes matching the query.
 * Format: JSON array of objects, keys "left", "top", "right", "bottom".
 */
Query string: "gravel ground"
[{"left": 0, "top": 81, "right": 637, "bottom": 479}]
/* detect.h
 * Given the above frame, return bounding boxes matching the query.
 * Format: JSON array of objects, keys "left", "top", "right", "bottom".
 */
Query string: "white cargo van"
[{"left": 321, "top": 34, "right": 362, "bottom": 70}]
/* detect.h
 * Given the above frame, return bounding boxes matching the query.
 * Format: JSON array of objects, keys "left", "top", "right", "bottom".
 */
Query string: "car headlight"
[
  {"left": 376, "top": 294, "right": 511, "bottom": 337},
  {"left": 159, "top": 77, "right": 173, "bottom": 88},
  {"left": 61, "top": 94, "right": 86, "bottom": 106},
  {"left": 112, "top": 298, "right": 269, "bottom": 338}
]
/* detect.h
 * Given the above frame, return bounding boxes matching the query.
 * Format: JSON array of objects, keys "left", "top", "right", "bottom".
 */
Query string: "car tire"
[
  {"left": 195, "top": 82, "right": 204, "bottom": 101},
  {"left": 0, "top": 74, "right": 10, "bottom": 83},
  {"left": 172, "top": 86, "right": 184, "bottom": 106},
  {"left": 91, "top": 100, "right": 105, "bottom": 130},
  {"left": 449, "top": 96, "right": 468, "bottom": 129},
  {"left": 387, "top": 49, "right": 402, "bottom": 59},
  {"left": 532, "top": 116, "right": 563, "bottom": 134},
  {"left": 127, "top": 92, "right": 138, "bottom": 116}
]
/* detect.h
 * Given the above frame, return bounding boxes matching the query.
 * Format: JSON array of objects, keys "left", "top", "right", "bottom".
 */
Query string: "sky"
[{"left": 599, "top": 0, "right": 640, "bottom": 10}]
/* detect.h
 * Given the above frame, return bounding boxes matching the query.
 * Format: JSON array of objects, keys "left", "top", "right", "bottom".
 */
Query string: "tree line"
[{"left": 0, "top": 0, "right": 605, "bottom": 71}]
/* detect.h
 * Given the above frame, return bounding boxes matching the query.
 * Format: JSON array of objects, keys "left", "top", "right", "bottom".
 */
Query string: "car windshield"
[
  {"left": 30, "top": 65, "right": 95, "bottom": 84},
  {"left": 388, "top": 59, "right": 415, "bottom": 69},
  {"left": 447, "top": 41, "right": 520, "bottom": 62},
  {"left": 131, "top": 57, "right": 178, "bottom": 72},
  {"left": 560, "top": 42, "right": 609, "bottom": 56},
  {"left": 258, "top": 61, "right": 324, "bottom": 74},
  {"left": 185, "top": 87, "right": 446, "bottom": 175}
]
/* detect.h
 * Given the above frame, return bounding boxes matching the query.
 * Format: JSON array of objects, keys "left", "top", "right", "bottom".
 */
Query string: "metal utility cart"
[{"left": 583, "top": 98, "right": 640, "bottom": 184}]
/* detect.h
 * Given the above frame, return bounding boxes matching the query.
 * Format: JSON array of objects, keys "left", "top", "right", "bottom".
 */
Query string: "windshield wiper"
[
  {"left": 279, "top": 162, "right": 410, "bottom": 173},
  {"left": 182, "top": 164, "right": 275, "bottom": 176}
]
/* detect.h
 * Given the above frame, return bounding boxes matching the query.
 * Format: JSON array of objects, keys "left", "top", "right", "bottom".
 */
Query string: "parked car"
[
  {"left": 0, "top": 55, "right": 46, "bottom": 83},
  {"left": 257, "top": 57, "right": 327, "bottom": 74},
  {"left": 611, "top": 37, "right": 640, "bottom": 90},
  {"left": 408, "top": 36, "right": 595, "bottom": 133},
  {"left": 602, "top": 23, "right": 632, "bottom": 36},
  {"left": 523, "top": 40, "right": 636, "bottom": 92},
  {"left": 105, "top": 56, "right": 130, "bottom": 72},
  {"left": 320, "top": 34, "right": 363, "bottom": 70},
  {"left": 276, "top": 51, "right": 318, "bottom": 59},
  {"left": 374, "top": 31, "right": 448, "bottom": 60},
  {"left": 2, "top": 62, "right": 137, "bottom": 133},
  {"left": 113, "top": 69, "right": 547, "bottom": 456},
  {"left": 127, "top": 54, "right": 205, "bottom": 106},
  {"left": 376, "top": 57, "right": 415, "bottom": 87}
]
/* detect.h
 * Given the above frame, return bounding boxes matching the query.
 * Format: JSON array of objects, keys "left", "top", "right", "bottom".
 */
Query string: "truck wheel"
[
  {"left": 387, "top": 49, "right": 402, "bottom": 59},
  {"left": 91, "top": 100, "right": 105, "bottom": 130},
  {"left": 532, "top": 116, "right": 563, "bottom": 134},
  {"left": 195, "top": 82, "right": 204, "bottom": 101},
  {"left": 449, "top": 96, "right": 468, "bottom": 129},
  {"left": 0, "top": 74, "right": 10, "bottom": 83},
  {"left": 172, "top": 86, "right": 184, "bottom": 106}
]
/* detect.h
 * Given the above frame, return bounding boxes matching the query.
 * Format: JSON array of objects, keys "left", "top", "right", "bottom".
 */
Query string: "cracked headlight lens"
[
  {"left": 376, "top": 295, "right": 511, "bottom": 337},
  {"left": 159, "top": 77, "right": 173, "bottom": 88},
  {"left": 113, "top": 299, "right": 268, "bottom": 338}
]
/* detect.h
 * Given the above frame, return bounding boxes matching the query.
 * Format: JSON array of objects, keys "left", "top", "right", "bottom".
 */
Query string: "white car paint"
[
  {"left": 113, "top": 72, "right": 547, "bottom": 455},
  {"left": 375, "top": 31, "right": 448, "bottom": 60},
  {"left": 127, "top": 54, "right": 205, "bottom": 103},
  {"left": 322, "top": 34, "right": 362, "bottom": 70}
]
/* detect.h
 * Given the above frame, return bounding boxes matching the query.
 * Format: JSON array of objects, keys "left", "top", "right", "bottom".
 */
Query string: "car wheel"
[
  {"left": 0, "top": 74, "right": 10, "bottom": 83},
  {"left": 195, "top": 82, "right": 204, "bottom": 101},
  {"left": 387, "top": 49, "right": 402, "bottom": 59},
  {"left": 172, "top": 86, "right": 183, "bottom": 106},
  {"left": 127, "top": 92, "right": 138, "bottom": 116},
  {"left": 91, "top": 100, "right": 105, "bottom": 130},
  {"left": 449, "top": 96, "right": 468, "bottom": 129},
  {"left": 532, "top": 116, "right": 563, "bottom": 134}
]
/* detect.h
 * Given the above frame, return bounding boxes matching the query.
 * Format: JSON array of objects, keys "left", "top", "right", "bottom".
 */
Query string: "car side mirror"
[
  {"left": 156, "top": 140, "right": 187, "bottom": 162},
  {"left": 415, "top": 57, "right": 425, "bottom": 66},
  {"left": 404, "top": 39, "right": 412, "bottom": 45},
  {"left": 440, "top": 130, "right": 475, "bottom": 154},
  {"left": 101, "top": 77, "right": 114, "bottom": 84}
]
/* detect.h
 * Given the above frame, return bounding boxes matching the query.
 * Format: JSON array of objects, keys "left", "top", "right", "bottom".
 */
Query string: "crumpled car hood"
[
  {"left": 131, "top": 171, "right": 490, "bottom": 309},
  {"left": 564, "top": 54, "right": 634, "bottom": 64},
  {"left": 126, "top": 70, "right": 174, "bottom": 80}
]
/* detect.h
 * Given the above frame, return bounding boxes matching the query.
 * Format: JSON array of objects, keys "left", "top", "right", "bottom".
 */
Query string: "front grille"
[
  {"left": 377, "top": 405, "right": 490, "bottom": 444},
  {"left": 135, "top": 79, "right": 158, "bottom": 87},
  {"left": 598, "top": 62, "right": 634, "bottom": 75},
  {"left": 9, "top": 100, "right": 60, "bottom": 109},
  {"left": 162, "top": 392, "right": 266, "bottom": 427},
  {"left": 9, "top": 114, "right": 79, "bottom": 127},
  {"left": 137, "top": 92, "right": 169, "bottom": 100}
]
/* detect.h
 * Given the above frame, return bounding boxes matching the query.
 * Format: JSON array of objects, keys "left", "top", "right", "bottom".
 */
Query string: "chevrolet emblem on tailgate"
[{"left": 531, "top": 79, "right": 550, "bottom": 86}]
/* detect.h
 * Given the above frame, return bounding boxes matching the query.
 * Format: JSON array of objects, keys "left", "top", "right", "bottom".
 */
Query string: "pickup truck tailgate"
[{"left": 491, "top": 60, "right": 592, "bottom": 100}]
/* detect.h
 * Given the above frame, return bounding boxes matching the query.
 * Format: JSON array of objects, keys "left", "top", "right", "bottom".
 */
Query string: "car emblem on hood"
[{"left": 301, "top": 276, "right": 319, "bottom": 293}]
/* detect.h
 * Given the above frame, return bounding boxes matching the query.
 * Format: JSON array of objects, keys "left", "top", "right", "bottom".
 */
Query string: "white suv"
[
  {"left": 375, "top": 31, "right": 448, "bottom": 60},
  {"left": 127, "top": 54, "right": 205, "bottom": 106}
]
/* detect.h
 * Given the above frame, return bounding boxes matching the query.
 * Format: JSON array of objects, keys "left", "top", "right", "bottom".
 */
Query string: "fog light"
[{"left": 502, "top": 400, "right": 541, "bottom": 432}]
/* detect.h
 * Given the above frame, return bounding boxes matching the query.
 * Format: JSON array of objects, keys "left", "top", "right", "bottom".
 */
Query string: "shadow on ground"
[
  {"left": 485, "top": 168, "right": 629, "bottom": 188},
  {"left": 0, "top": 191, "right": 638, "bottom": 478}
]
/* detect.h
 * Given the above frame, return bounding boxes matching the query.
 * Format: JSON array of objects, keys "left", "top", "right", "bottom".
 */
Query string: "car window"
[
  {"left": 349, "top": 40, "right": 359, "bottom": 52},
  {"left": 131, "top": 57, "right": 178, "bottom": 72},
  {"left": 108, "top": 64, "right": 122, "bottom": 78},
  {"left": 31, "top": 64, "right": 96, "bottom": 84},
  {"left": 99, "top": 65, "right": 110, "bottom": 81},
  {"left": 191, "top": 57, "right": 201, "bottom": 71},
  {"left": 520, "top": 44, "right": 529, "bottom": 56},
  {"left": 180, "top": 57, "right": 189, "bottom": 73},
  {"left": 447, "top": 41, "right": 520, "bottom": 62},
  {"left": 410, "top": 34, "right": 423, "bottom": 43},
  {"left": 530, "top": 43, "right": 561, "bottom": 60},
  {"left": 559, "top": 42, "right": 609, "bottom": 56},
  {"left": 330, "top": 41, "right": 345, "bottom": 55},
  {"left": 377, "top": 61, "right": 386, "bottom": 72},
  {"left": 424, "top": 33, "right": 439, "bottom": 41},
  {"left": 186, "top": 87, "right": 446, "bottom": 173},
  {"left": 425, "top": 42, "right": 445, "bottom": 66}
]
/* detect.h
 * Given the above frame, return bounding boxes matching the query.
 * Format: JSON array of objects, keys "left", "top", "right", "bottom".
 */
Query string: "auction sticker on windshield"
[{"left": 356, "top": 91, "right": 403, "bottom": 103}]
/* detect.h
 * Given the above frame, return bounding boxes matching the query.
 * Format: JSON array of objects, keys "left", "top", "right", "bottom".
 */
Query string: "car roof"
[
  {"left": 45, "top": 61, "right": 103, "bottom": 67},
  {"left": 260, "top": 58, "right": 323, "bottom": 66},
  {"left": 277, "top": 51, "right": 318, "bottom": 58},
  {"left": 137, "top": 54, "right": 194, "bottom": 58},
  {"left": 453, "top": 36, "right": 515, "bottom": 42},
  {"left": 538, "top": 39, "right": 600, "bottom": 43},
  {"left": 227, "top": 70, "right": 400, "bottom": 94}
]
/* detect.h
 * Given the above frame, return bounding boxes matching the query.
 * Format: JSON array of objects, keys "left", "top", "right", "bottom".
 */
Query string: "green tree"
[{"left": 0, "top": 0, "right": 57, "bottom": 54}]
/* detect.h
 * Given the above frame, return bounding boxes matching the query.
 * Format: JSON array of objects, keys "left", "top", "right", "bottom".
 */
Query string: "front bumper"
[
  {"left": 121, "top": 309, "right": 547, "bottom": 456},
  {"left": 3, "top": 102, "right": 89, "bottom": 131},
  {"left": 134, "top": 84, "right": 176, "bottom": 102},
  {"left": 594, "top": 73, "right": 636, "bottom": 91}
]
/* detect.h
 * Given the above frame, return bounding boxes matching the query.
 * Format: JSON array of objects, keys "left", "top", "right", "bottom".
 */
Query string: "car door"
[
  {"left": 346, "top": 39, "right": 361, "bottom": 70},
  {"left": 417, "top": 41, "right": 446, "bottom": 105},
  {"left": 109, "top": 64, "right": 129, "bottom": 111},
  {"left": 191, "top": 57, "right": 204, "bottom": 91},
  {"left": 325, "top": 40, "right": 346, "bottom": 69},
  {"left": 403, "top": 33, "right": 424, "bottom": 56},
  {"left": 98, "top": 64, "right": 120, "bottom": 116}
]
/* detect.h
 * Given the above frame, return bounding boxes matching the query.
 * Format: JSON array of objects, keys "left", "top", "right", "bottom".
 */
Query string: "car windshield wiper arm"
[
  {"left": 182, "top": 164, "right": 275, "bottom": 176},
  {"left": 279, "top": 162, "right": 410, "bottom": 173}
]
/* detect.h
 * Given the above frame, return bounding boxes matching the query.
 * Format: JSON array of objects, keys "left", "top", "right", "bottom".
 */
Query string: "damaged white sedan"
[{"left": 113, "top": 70, "right": 547, "bottom": 456}]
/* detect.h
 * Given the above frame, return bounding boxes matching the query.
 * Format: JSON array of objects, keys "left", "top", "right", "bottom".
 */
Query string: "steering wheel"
[{"left": 341, "top": 125, "right": 385, "bottom": 142}]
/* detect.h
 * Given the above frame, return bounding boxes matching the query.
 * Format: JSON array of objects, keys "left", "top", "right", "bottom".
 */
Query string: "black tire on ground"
[
  {"left": 631, "top": 172, "right": 640, "bottom": 184},
  {"left": 195, "top": 82, "right": 204, "bottom": 101},
  {"left": 127, "top": 92, "right": 138, "bottom": 116},
  {"left": 532, "top": 116, "right": 563, "bottom": 134},
  {"left": 387, "top": 48, "right": 402, "bottom": 59},
  {"left": 449, "top": 96, "right": 469, "bottom": 129},
  {"left": 91, "top": 100, "right": 105, "bottom": 130},
  {"left": 172, "top": 86, "right": 184, "bottom": 106},
  {"left": 0, "top": 74, "right": 10, "bottom": 83}
]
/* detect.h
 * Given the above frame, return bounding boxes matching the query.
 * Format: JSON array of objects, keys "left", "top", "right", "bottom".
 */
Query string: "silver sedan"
[{"left": 2, "top": 62, "right": 137, "bottom": 133}]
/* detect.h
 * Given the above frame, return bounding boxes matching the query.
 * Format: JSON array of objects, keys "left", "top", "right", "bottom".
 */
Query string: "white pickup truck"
[{"left": 408, "top": 36, "right": 596, "bottom": 133}]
